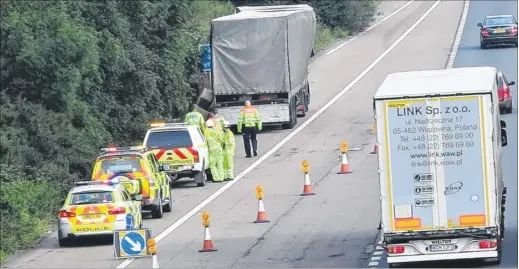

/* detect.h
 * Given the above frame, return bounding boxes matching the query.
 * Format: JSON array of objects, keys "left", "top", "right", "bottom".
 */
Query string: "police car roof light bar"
[
  {"left": 100, "top": 146, "right": 146, "bottom": 153},
  {"left": 74, "top": 179, "right": 121, "bottom": 186}
]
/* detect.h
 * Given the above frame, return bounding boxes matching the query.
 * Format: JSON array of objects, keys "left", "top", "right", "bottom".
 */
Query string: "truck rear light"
[
  {"left": 479, "top": 240, "right": 497, "bottom": 249},
  {"left": 387, "top": 245, "right": 405, "bottom": 254},
  {"left": 59, "top": 210, "right": 76, "bottom": 218},
  {"left": 187, "top": 147, "right": 199, "bottom": 163},
  {"left": 481, "top": 29, "right": 490, "bottom": 37},
  {"left": 108, "top": 208, "right": 126, "bottom": 215}
]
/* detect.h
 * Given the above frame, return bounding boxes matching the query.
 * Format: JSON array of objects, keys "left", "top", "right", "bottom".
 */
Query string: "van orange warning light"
[{"left": 150, "top": 121, "right": 166, "bottom": 128}]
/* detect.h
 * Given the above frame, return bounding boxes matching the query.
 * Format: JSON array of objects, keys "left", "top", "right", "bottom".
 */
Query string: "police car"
[
  {"left": 57, "top": 180, "right": 143, "bottom": 247},
  {"left": 143, "top": 122, "right": 210, "bottom": 187},
  {"left": 91, "top": 146, "right": 173, "bottom": 219}
]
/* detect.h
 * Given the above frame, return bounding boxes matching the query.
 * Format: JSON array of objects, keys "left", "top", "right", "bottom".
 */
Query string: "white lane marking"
[
  {"left": 325, "top": 1, "right": 415, "bottom": 56},
  {"left": 446, "top": 0, "right": 470, "bottom": 68},
  {"left": 372, "top": 256, "right": 382, "bottom": 261},
  {"left": 117, "top": 1, "right": 441, "bottom": 268},
  {"left": 368, "top": 261, "right": 380, "bottom": 267},
  {"left": 373, "top": 251, "right": 384, "bottom": 256}
]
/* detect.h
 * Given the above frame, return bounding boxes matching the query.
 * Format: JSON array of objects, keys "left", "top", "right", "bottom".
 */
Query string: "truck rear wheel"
[{"left": 282, "top": 98, "right": 297, "bottom": 129}]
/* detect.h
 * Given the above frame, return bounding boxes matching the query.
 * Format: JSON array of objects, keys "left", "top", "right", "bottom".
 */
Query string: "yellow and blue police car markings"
[{"left": 125, "top": 214, "right": 133, "bottom": 230}]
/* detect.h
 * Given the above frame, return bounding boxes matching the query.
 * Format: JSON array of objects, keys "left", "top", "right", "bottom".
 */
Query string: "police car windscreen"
[
  {"left": 146, "top": 130, "right": 193, "bottom": 148},
  {"left": 100, "top": 157, "right": 142, "bottom": 173},
  {"left": 70, "top": 191, "right": 114, "bottom": 205}
]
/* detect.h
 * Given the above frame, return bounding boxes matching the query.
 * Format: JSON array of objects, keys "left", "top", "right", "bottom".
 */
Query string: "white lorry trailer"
[
  {"left": 209, "top": 6, "right": 316, "bottom": 129},
  {"left": 373, "top": 67, "right": 509, "bottom": 267}
]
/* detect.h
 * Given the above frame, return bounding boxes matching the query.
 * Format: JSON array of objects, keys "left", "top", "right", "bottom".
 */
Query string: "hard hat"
[
  {"left": 245, "top": 100, "right": 251, "bottom": 106},
  {"left": 206, "top": 120, "right": 214, "bottom": 128},
  {"left": 223, "top": 121, "right": 231, "bottom": 128}
]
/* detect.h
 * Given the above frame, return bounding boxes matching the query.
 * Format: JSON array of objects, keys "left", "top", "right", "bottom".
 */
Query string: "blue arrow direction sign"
[
  {"left": 113, "top": 228, "right": 151, "bottom": 259},
  {"left": 199, "top": 44, "right": 212, "bottom": 72},
  {"left": 121, "top": 231, "right": 146, "bottom": 256}
]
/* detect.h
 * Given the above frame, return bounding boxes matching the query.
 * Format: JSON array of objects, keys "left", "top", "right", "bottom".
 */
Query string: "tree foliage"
[
  {"left": 0, "top": 0, "right": 375, "bottom": 262},
  {"left": 229, "top": 0, "right": 378, "bottom": 33}
]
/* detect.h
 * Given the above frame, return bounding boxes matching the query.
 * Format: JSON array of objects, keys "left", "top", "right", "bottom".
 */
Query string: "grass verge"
[{"left": 315, "top": 24, "right": 350, "bottom": 52}]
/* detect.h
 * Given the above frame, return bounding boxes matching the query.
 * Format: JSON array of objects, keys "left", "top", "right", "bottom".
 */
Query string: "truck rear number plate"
[{"left": 429, "top": 244, "right": 455, "bottom": 252}]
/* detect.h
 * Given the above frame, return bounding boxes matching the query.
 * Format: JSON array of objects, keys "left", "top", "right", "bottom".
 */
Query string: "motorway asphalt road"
[
  {"left": 374, "top": 1, "right": 519, "bottom": 268},
  {"left": 3, "top": 1, "right": 501, "bottom": 268}
]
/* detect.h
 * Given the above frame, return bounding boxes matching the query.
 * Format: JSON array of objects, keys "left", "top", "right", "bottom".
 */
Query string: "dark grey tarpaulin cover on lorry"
[{"left": 211, "top": 7, "right": 316, "bottom": 95}]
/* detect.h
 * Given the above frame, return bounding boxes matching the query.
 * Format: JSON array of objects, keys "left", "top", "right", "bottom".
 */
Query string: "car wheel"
[
  {"left": 151, "top": 197, "right": 163, "bottom": 219},
  {"left": 195, "top": 167, "right": 207, "bottom": 187},
  {"left": 163, "top": 189, "right": 173, "bottom": 212},
  {"left": 506, "top": 105, "right": 513, "bottom": 114},
  {"left": 480, "top": 41, "right": 487, "bottom": 49},
  {"left": 58, "top": 232, "right": 72, "bottom": 247}
]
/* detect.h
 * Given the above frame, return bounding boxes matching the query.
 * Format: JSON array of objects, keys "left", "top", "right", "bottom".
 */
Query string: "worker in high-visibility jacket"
[
  {"left": 206, "top": 113, "right": 220, "bottom": 139},
  {"left": 184, "top": 104, "right": 205, "bottom": 130},
  {"left": 214, "top": 114, "right": 226, "bottom": 139},
  {"left": 205, "top": 119, "right": 224, "bottom": 182},
  {"left": 222, "top": 120, "right": 235, "bottom": 181},
  {"left": 237, "top": 100, "right": 262, "bottom": 158}
]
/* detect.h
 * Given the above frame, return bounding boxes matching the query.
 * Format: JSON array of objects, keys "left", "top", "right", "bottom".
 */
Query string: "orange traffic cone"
[
  {"left": 338, "top": 141, "right": 353, "bottom": 174},
  {"left": 254, "top": 185, "right": 270, "bottom": 223},
  {"left": 199, "top": 212, "right": 217, "bottom": 252},
  {"left": 370, "top": 143, "right": 378, "bottom": 154},
  {"left": 199, "top": 226, "right": 218, "bottom": 252},
  {"left": 301, "top": 160, "right": 316, "bottom": 196},
  {"left": 254, "top": 198, "right": 270, "bottom": 223}
]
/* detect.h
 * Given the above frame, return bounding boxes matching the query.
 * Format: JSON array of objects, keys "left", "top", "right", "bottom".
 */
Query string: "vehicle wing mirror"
[
  {"left": 134, "top": 195, "right": 143, "bottom": 201},
  {"left": 161, "top": 164, "right": 171, "bottom": 171},
  {"left": 509, "top": 81, "right": 515, "bottom": 86},
  {"left": 477, "top": 22, "right": 483, "bottom": 27},
  {"left": 501, "top": 128, "right": 508, "bottom": 147},
  {"left": 500, "top": 120, "right": 506, "bottom": 128}
]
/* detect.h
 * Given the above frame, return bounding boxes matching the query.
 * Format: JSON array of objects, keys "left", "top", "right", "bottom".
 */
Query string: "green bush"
[{"left": 0, "top": 165, "right": 62, "bottom": 264}]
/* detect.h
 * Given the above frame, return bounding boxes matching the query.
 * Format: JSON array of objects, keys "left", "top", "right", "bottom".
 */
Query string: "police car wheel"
[
  {"left": 195, "top": 168, "right": 206, "bottom": 187},
  {"left": 58, "top": 235, "right": 72, "bottom": 247},
  {"left": 163, "top": 190, "right": 173, "bottom": 212},
  {"left": 151, "top": 196, "right": 164, "bottom": 219}
]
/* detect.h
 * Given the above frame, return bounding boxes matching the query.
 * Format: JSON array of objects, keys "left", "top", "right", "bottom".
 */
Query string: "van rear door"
[{"left": 376, "top": 94, "right": 495, "bottom": 232}]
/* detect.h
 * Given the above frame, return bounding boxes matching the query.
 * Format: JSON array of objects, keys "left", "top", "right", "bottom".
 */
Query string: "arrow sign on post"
[
  {"left": 113, "top": 228, "right": 151, "bottom": 259},
  {"left": 125, "top": 236, "right": 142, "bottom": 252}
]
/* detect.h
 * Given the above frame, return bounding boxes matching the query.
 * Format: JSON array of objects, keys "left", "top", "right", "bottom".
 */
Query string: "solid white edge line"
[
  {"left": 446, "top": 0, "right": 470, "bottom": 69},
  {"left": 325, "top": 0, "right": 415, "bottom": 56},
  {"left": 116, "top": 1, "right": 441, "bottom": 268}
]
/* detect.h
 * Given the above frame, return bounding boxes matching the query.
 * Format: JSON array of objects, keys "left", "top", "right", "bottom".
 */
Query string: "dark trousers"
[{"left": 242, "top": 126, "right": 258, "bottom": 156}]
